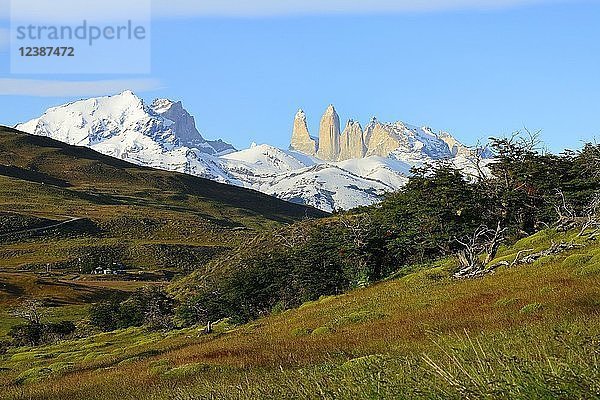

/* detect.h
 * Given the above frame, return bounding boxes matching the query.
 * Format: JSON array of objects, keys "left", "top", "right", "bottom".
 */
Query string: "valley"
[{"left": 0, "top": 126, "right": 325, "bottom": 331}]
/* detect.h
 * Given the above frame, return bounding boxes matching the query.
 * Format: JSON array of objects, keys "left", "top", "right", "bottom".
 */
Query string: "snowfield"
[{"left": 16, "top": 91, "right": 490, "bottom": 212}]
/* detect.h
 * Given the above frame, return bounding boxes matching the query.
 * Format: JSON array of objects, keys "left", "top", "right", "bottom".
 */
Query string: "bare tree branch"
[
  {"left": 454, "top": 222, "right": 507, "bottom": 279},
  {"left": 10, "top": 298, "right": 47, "bottom": 325},
  {"left": 577, "top": 192, "right": 600, "bottom": 238}
]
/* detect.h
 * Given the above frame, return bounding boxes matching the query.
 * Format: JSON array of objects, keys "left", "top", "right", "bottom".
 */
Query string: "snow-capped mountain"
[
  {"left": 15, "top": 91, "right": 487, "bottom": 212},
  {"left": 17, "top": 90, "right": 234, "bottom": 157},
  {"left": 16, "top": 91, "right": 238, "bottom": 183},
  {"left": 366, "top": 120, "right": 458, "bottom": 162},
  {"left": 219, "top": 144, "right": 410, "bottom": 211}
]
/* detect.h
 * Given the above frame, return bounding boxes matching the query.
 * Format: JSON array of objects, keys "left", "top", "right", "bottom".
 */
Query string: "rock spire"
[
  {"left": 316, "top": 104, "right": 341, "bottom": 161},
  {"left": 339, "top": 119, "right": 365, "bottom": 160},
  {"left": 290, "top": 109, "right": 317, "bottom": 155}
]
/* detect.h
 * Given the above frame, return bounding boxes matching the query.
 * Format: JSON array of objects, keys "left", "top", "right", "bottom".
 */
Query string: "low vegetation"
[
  {"left": 89, "top": 287, "right": 174, "bottom": 331},
  {"left": 1, "top": 127, "right": 599, "bottom": 399},
  {"left": 0, "top": 126, "right": 324, "bottom": 273},
  {"left": 0, "top": 226, "right": 599, "bottom": 399},
  {"left": 174, "top": 133, "right": 600, "bottom": 325}
]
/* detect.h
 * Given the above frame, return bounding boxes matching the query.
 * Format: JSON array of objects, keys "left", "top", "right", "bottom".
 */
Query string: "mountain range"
[{"left": 16, "top": 91, "right": 486, "bottom": 212}]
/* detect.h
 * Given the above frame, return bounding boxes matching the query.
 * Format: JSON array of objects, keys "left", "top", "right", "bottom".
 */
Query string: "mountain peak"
[
  {"left": 114, "top": 90, "right": 144, "bottom": 107},
  {"left": 317, "top": 104, "right": 341, "bottom": 161},
  {"left": 290, "top": 107, "right": 317, "bottom": 156},
  {"left": 118, "top": 89, "right": 137, "bottom": 97},
  {"left": 324, "top": 104, "right": 337, "bottom": 114},
  {"left": 15, "top": 92, "right": 234, "bottom": 159},
  {"left": 150, "top": 98, "right": 180, "bottom": 115},
  {"left": 339, "top": 119, "right": 365, "bottom": 161}
]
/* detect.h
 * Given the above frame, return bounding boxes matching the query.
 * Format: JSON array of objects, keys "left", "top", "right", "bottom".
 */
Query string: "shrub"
[
  {"left": 8, "top": 320, "right": 77, "bottom": 347},
  {"left": 311, "top": 326, "right": 331, "bottom": 335},
  {"left": 8, "top": 323, "right": 45, "bottom": 346},
  {"left": 163, "top": 363, "right": 211, "bottom": 379},
  {"left": 0, "top": 340, "right": 10, "bottom": 355},
  {"left": 495, "top": 297, "right": 519, "bottom": 307},
  {"left": 89, "top": 287, "right": 176, "bottom": 332},
  {"left": 562, "top": 254, "right": 593, "bottom": 269},
  {"left": 290, "top": 327, "right": 311, "bottom": 337},
  {"left": 47, "top": 321, "right": 76, "bottom": 337},
  {"left": 89, "top": 298, "right": 121, "bottom": 331},
  {"left": 14, "top": 367, "right": 52, "bottom": 384},
  {"left": 575, "top": 263, "right": 600, "bottom": 276}
]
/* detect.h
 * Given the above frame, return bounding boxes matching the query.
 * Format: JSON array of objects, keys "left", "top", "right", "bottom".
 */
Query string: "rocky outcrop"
[
  {"left": 317, "top": 105, "right": 341, "bottom": 161},
  {"left": 289, "top": 106, "right": 474, "bottom": 163},
  {"left": 290, "top": 109, "right": 317, "bottom": 156},
  {"left": 150, "top": 98, "right": 235, "bottom": 154},
  {"left": 150, "top": 99, "right": 205, "bottom": 148},
  {"left": 438, "top": 130, "right": 471, "bottom": 157},
  {"left": 363, "top": 118, "right": 404, "bottom": 158},
  {"left": 339, "top": 120, "right": 365, "bottom": 161}
]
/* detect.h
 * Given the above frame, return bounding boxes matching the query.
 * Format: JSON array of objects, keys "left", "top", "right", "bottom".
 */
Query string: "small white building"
[{"left": 91, "top": 264, "right": 125, "bottom": 275}]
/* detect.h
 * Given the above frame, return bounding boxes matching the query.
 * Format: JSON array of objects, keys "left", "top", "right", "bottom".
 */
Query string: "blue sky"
[{"left": 0, "top": 0, "right": 599, "bottom": 152}]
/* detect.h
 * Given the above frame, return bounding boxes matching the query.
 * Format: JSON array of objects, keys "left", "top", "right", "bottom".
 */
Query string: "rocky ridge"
[{"left": 15, "top": 92, "right": 487, "bottom": 212}]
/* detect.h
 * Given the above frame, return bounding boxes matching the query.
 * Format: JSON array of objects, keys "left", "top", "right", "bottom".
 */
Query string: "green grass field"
[
  {"left": 0, "top": 127, "right": 324, "bottom": 272},
  {"left": 0, "top": 272, "right": 152, "bottom": 339},
  {"left": 1, "top": 228, "right": 599, "bottom": 399}
]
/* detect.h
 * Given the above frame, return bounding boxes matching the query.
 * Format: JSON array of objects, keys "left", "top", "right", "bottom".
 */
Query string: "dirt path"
[{"left": 0, "top": 216, "right": 83, "bottom": 238}]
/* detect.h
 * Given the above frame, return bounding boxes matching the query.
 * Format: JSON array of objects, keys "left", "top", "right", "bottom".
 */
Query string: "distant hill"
[{"left": 0, "top": 126, "right": 326, "bottom": 271}]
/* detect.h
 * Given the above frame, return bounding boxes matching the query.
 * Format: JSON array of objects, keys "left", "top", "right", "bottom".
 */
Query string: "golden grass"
[
  {"left": 0, "top": 273, "right": 118, "bottom": 306},
  {"left": 1, "top": 229, "right": 599, "bottom": 399}
]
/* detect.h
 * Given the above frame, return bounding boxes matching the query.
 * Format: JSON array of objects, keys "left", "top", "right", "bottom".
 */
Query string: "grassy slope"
[
  {"left": 1, "top": 228, "right": 599, "bottom": 399},
  {"left": 0, "top": 127, "right": 326, "bottom": 271},
  {"left": 0, "top": 272, "right": 157, "bottom": 338}
]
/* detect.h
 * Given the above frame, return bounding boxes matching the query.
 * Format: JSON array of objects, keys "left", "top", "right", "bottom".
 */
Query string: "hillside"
[
  {"left": 1, "top": 227, "right": 599, "bottom": 399},
  {"left": 0, "top": 130, "right": 598, "bottom": 399},
  {"left": 0, "top": 126, "right": 326, "bottom": 272}
]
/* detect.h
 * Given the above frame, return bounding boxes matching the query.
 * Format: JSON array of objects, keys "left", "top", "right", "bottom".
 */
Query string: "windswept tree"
[
  {"left": 373, "top": 163, "right": 494, "bottom": 265},
  {"left": 90, "top": 287, "right": 176, "bottom": 332},
  {"left": 454, "top": 222, "right": 507, "bottom": 278},
  {"left": 8, "top": 298, "right": 75, "bottom": 346},
  {"left": 10, "top": 298, "right": 47, "bottom": 325}
]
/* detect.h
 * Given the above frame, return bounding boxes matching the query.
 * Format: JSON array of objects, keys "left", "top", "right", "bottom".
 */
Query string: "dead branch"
[
  {"left": 10, "top": 298, "right": 47, "bottom": 325},
  {"left": 510, "top": 248, "right": 535, "bottom": 267},
  {"left": 454, "top": 222, "right": 507, "bottom": 279},
  {"left": 519, "top": 241, "right": 584, "bottom": 264},
  {"left": 577, "top": 193, "right": 600, "bottom": 238}
]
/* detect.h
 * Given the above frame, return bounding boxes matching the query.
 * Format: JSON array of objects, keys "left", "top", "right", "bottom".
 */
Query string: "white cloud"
[
  {"left": 0, "top": 27, "right": 8, "bottom": 51},
  {"left": 0, "top": 0, "right": 564, "bottom": 20},
  {"left": 0, "top": 0, "right": 148, "bottom": 22},
  {"left": 0, "top": 78, "right": 163, "bottom": 97},
  {"left": 151, "top": 0, "right": 561, "bottom": 17}
]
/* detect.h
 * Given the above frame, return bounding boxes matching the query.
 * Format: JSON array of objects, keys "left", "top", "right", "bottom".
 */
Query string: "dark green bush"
[
  {"left": 89, "top": 287, "right": 176, "bottom": 332},
  {"left": 8, "top": 323, "right": 45, "bottom": 346},
  {"left": 8, "top": 320, "right": 76, "bottom": 347}
]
